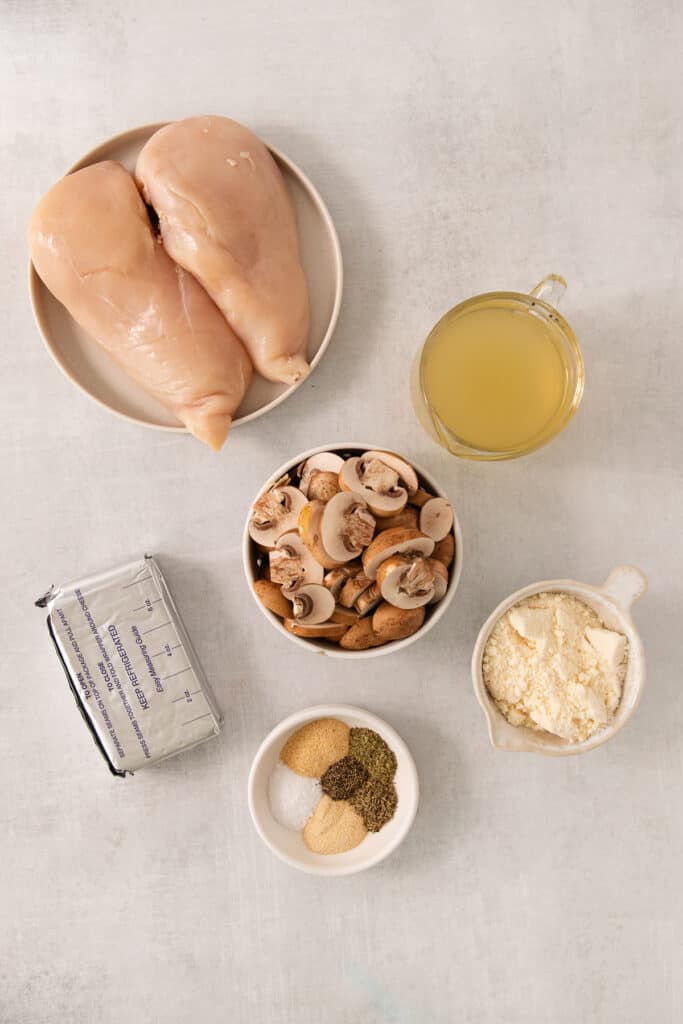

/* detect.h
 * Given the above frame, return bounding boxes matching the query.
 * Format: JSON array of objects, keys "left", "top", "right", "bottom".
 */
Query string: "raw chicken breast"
[
  {"left": 29, "top": 161, "right": 252, "bottom": 450},
  {"left": 135, "top": 116, "right": 310, "bottom": 384}
]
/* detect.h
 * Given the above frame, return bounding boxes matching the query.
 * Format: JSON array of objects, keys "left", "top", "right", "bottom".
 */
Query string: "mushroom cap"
[
  {"left": 307, "top": 471, "right": 340, "bottom": 503},
  {"left": 321, "top": 491, "right": 376, "bottom": 563},
  {"left": 426, "top": 558, "right": 449, "bottom": 604},
  {"left": 291, "top": 583, "right": 336, "bottom": 625},
  {"left": 372, "top": 602, "right": 426, "bottom": 643},
  {"left": 248, "top": 485, "right": 307, "bottom": 548},
  {"left": 298, "top": 452, "right": 344, "bottom": 497},
  {"left": 363, "top": 451, "right": 419, "bottom": 495},
  {"left": 338, "top": 457, "right": 407, "bottom": 517},
  {"left": 433, "top": 532, "right": 455, "bottom": 569},
  {"left": 419, "top": 497, "right": 454, "bottom": 542},
  {"left": 283, "top": 619, "right": 349, "bottom": 641},
  {"left": 270, "top": 530, "right": 324, "bottom": 592},
  {"left": 339, "top": 616, "right": 381, "bottom": 650},
  {"left": 378, "top": 506, "right": 419, "bottom": 532},
  {"left": 330, "top": 605, "right": 360, "bottom": 625},
  {"left": 253, "top": 578, "right": 292, "bottom": 618},
  {"left": 362, "top": 527, "right": 435, "bottom": 580},
  {"left": 407, "top": 487, "right": 434, "bottom": 508}
]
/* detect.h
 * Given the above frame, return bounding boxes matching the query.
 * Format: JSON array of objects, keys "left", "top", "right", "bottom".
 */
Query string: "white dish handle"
[{"left": 601, "top": 565, "right": 648, "bottom": 609}]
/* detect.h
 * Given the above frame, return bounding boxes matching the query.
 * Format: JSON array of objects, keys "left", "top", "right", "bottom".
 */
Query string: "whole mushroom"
[{"left": 372, "top": 602, "right": 426, "bottom": 642}]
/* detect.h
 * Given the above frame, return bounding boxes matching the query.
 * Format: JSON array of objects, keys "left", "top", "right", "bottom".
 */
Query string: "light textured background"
[{"left": 2, "top": 1, "right": 682, "bottom": 1022}]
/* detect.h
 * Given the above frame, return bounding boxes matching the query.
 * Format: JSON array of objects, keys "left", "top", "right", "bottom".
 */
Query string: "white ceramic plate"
[
  {"left": 243, "top": 442, "right": 464, "bottom": 658},
  {"left": 29, "top": 122, "right": 343, "bottom": 431},
  {"left": 248, "top": 704, "right": 419, "bottom": 876}
]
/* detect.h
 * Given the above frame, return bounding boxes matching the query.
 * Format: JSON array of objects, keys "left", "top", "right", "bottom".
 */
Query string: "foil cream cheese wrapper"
[{"left": 36, "top": 556, "right": 222, "bottom": 776}]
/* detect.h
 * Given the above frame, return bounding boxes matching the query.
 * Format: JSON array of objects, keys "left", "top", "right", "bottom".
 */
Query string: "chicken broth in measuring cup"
[{"left": 411, "top": 277, "right": 584, "bottom": 460}]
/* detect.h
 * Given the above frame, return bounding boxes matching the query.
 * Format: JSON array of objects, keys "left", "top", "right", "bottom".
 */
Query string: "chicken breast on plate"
[
  {"left": 29, "top": 161, "right": 252, "bottom": 450},
  {"left": 136, "top": 116, "right": 310, "bottom": 385}
]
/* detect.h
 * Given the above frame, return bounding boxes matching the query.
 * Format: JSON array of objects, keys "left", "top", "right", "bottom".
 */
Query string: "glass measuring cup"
[{"left": 410, "top": 275, "right": 584, "bottom": 460}]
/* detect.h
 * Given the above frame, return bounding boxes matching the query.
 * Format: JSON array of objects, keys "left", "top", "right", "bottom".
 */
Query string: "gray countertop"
[{"left": 2, "top": 1, "right": 681, "bottom": 1021}]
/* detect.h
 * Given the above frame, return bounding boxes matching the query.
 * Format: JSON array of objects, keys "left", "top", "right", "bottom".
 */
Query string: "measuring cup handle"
[
  {"left": 530, "top": 274, "right": 567, "bottom": 309},
  {"left": 601, "top": 565, "right": 648, "bottom": 609}
]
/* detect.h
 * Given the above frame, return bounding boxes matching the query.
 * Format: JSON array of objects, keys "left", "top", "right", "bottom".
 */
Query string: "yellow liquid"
[{"left": 421, "top": 300, "right": 570, "bottom": 453}]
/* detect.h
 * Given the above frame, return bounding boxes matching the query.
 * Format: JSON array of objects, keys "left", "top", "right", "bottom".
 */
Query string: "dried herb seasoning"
[
  {"left": 320, "top": 756, "right": 368, "bottom": 801},
  {"left": 350, "top": 778, "right": 398, "bottom": 832},
  {"left": 348, "top": 727, "right": 397, "bottom": 784}
]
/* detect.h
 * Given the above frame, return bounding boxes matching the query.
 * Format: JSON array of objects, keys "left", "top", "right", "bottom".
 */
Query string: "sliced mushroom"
[
  {"left": 379, "top": 506, "right": 419, "bottom": 532},
  {"left": 323, "top": 566, "right": 358, "bottom": 599},
  {"left": 291, "top": 583, "right": 336, "bottom": 625},
  {"left": 426, "top": 559, "right": 449, "bottom": 602},
  {"left": 307, "top": 471, "right": 340, "bottom": 502},
  {"left": 355, "top": 582, "right": 382, "bottom": 617},
  {"left": 253, "top": 578, "right": 292, "bottom": 618},
  {"left": 433, "top": 533, "right": 455, "bottom": 569},
  {"left": 419, "top": 497, "right": 454, "bottom": 542},
  {"left": 339, "top": 573, "right": 374, "bottom": 609},
  {"left": 362, "top": 527, "right": 435, "bottom": 580},
  {"left": 330, "top": 605, "right": 360, "bottom": 626},
  {"left": 248, "top": 485, "right": 307, "bottom": 548},
  {"left": 372, "top": 602, "right": 426, "bottom": 642},
  {"left": 300, "top": 492, "right": 375, "bottom": 568},
  {"left": 324, "top": 493, "right": 376, "bottom": 559},
  {"left": 297, "top": 452, "right": 344, "bottom": 497},
  {"left": 269, "top": 531, "right": 324, "bottom": 593},
  {"left": 408, "top": 488, "right": 435, "bottom": 508},
  {"left": 339, "top": 616, "right": 382, "bottom": 651},
  {"left": 376, "top": 555, "right": 448, "bottom": 609},
  {"left": 338, "top": 456, "right": 407, "bottom": 517},
  {"left": 362, "top": 451, "right": 419, "bottom": 495},
  {"left": 298, "top": 500, "right": 337, "bottom": 568},
  {"left": 284, "top": 619, "right": 349, "bottom": 641}
]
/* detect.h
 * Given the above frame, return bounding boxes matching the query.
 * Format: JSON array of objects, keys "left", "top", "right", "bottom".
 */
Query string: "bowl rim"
[
  {"left": 242, "top": 442, "right": 464, "bottom": 658},
  {"left": 247, "top": 703, "right": 420, "bottom": 876},
  {"left": 470, "top": 568, "right": 647, "bottom": 756},
  {"left": 28, "top": 121, "right": 344, "bottom": 432}
]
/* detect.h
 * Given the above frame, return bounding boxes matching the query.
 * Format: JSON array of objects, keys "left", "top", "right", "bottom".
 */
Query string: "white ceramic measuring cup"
[{"left": 471, "top": 566, "right": 647, "bottom": 756}]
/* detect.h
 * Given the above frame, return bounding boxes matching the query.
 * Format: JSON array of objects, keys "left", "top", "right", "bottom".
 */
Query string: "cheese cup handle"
[
  {"left": 601, "top": 565, "right": 648, "bottom": 610},
  {"left": 529, "top": 273, "right": 567, "bottom": 311}
]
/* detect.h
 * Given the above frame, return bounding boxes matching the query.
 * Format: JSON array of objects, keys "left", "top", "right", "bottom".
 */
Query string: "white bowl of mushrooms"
[{"left": 243, "top": 443, "right": 463, "bottom": 657}]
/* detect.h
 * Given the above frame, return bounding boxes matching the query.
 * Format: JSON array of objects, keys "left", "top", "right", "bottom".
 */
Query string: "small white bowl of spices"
[
  {"left": 248, "top": 704, "right": 419, "bottom": 875},
  {"left": 471, "top": 565, "right": 647, "bottom": 756}
]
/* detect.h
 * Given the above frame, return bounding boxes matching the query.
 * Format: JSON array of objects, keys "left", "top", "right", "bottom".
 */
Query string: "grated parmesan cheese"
[{"left": 482, "top": 592, "right": 628, "bottom": 742}]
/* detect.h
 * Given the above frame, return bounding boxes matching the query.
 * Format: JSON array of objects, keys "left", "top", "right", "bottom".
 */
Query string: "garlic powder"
[{"left": 482, "top": 593, "right": 628, "bottom": 742}]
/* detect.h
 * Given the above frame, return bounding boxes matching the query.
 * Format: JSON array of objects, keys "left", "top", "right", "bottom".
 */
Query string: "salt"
[{"left": 268, "top": 760, "right": 321, "bottom": 830}]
